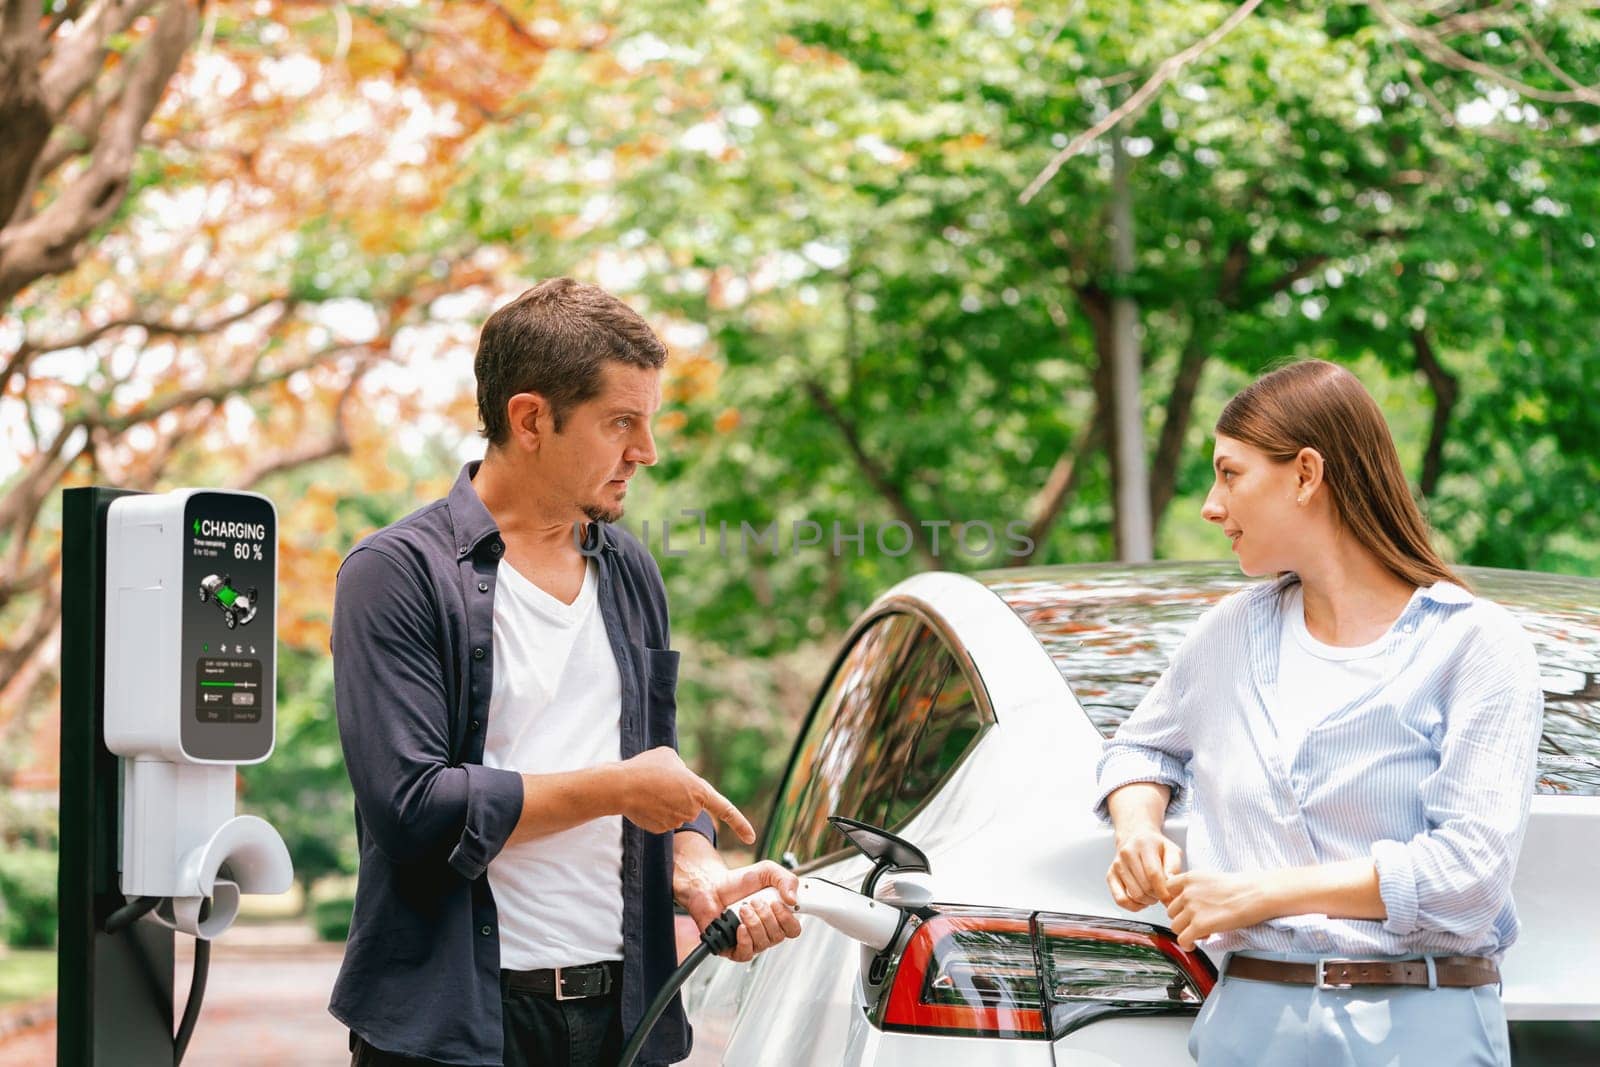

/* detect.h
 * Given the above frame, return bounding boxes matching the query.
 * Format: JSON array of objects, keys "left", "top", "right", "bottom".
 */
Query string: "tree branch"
[
  {"left": 0, "top": 420, "right": 78, "bottom": 536},
  {"left": 804, "top": 380, "right": 940, "bottom": 565},
  {"left": 229, "top": 359, "right": 370, "bottom": 488},
  {"left": 1011, "top": 405, "right": 1103, "bottom": 565},
  {"left": 80, "top": 341, "right": 367, "bottom": 435},
  {"left": 38, "top": 0, "right": 156, "bottom": 115},
  {"left": 0, "top": 3, "right": 52, "bottom": 228},
  {"left": 1372, "top": 0, "right": 1600, "bottom": 106},
  {"left": 3, "top": 295, "right": 289, "bottom": 392},
  {"left": 0, "top": 0, "right": 197, "bottom": 307},
  {"left": 1020, "top": 0, "right": 1266, "bottom": 204},
  {"left": 1149, "top": 325, "right": 1211, "bottom": 528},
  {"left": 1409, "top": 325, "right": 1457, "bottom": 498}
]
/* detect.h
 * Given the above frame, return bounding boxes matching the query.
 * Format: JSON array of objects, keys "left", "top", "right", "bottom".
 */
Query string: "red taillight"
[
  {"left": 878, "top": 906, "right": 1214, "bottom": 1040},
  {"left": 881, "top": 911, "right": 1047, "bottom": 1038}
]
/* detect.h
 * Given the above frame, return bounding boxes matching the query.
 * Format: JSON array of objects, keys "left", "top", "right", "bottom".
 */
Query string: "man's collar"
[{"left": 448, "top": 460, "right": 616, "bottom": 560}]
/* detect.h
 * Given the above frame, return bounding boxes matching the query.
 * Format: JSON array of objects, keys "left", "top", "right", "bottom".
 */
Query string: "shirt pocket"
[{"left": 643, "top": 647, "right": 681, "bottom": 750}]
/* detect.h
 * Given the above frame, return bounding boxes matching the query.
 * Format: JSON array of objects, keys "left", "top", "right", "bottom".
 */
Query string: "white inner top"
[
  {"left": 484, "top": 559, "right": 625, "bottom": 970},
  {"left": 1273, "top": 583, "right": 1406, "bottom": 770}
]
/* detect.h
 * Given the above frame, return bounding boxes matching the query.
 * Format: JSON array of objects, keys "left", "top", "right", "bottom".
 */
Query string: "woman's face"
[{"left": 1201, "top": 434, "right": 1308, "bottom": 576}]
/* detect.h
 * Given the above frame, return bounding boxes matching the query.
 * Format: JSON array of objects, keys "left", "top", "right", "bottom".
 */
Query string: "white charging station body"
[{"left": 104, "top": 489, "right": 293, "bottom": 938}]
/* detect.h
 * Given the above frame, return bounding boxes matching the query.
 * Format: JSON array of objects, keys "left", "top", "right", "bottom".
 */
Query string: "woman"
[{"left": 1094, "top": 360, "right": 1543, "bottom": 1066}]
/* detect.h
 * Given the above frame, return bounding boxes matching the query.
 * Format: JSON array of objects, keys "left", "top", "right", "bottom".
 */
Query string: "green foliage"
[
  {"left": 239, "top": 648, "right": 356, "bottom": 900},
  {"left": 0, "top": 947, "right": 55, "bottom": 1006},
  {"left": 311, "top": 894, "right": 355, "bottom": 942},
  {"left": 446, "top": 0, "right": 1600, "bottom": 668},
  {"left": 0, "top": 849, "right": 57, "bottom": 949}
]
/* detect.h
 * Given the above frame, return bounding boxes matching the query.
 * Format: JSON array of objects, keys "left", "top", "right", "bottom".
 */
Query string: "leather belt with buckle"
[
  {"left": 503, "top": 961, "right": 622, "bottom": 1000},
  {"left": 1227, "top": 955, "right": 1500, "bottom": 989}
]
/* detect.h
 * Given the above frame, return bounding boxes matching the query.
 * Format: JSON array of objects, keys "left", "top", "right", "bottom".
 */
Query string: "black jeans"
[{"left": 351, "top": 982, "right": 623, "bottom": 1067}]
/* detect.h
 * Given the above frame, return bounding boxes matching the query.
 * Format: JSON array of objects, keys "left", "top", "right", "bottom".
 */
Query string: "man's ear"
[
  {"left": 504, "top": 392, "right": 551, "bottom": 451},
  {"left": 1295, "top": 446, "right": 1326, "bottom": 496}
]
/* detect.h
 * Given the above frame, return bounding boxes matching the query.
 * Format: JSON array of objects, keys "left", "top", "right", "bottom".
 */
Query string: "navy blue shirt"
[{"left": 329, "top": 461, "right": 713, "bottom": 1066}]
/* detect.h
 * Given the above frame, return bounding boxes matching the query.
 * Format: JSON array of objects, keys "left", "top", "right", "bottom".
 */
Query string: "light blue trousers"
[{"left": 1188, "top": 951, "right": 1511, "bottom": 1066}]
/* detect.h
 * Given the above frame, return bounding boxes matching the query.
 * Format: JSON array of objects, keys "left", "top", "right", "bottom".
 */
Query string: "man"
[{"left": 329, "top": 278, "right": 801, "bottom": 1066}]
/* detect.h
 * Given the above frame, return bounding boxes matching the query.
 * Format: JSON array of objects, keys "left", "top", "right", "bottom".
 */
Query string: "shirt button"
[
  {"left": 480, "top": 924, "right": 492, "bottom": 937},
  {"left": 470, "top": 719, "right": 481, "bottom": 731},
  {"left": 472, "top": 647, "right": 486, "bottom": 661},
  {"left": 478, "top": 581, "right": 489, "bottom": 592},
  {"left": 489, "top": 541, "right": 503, "bottom": 556}
]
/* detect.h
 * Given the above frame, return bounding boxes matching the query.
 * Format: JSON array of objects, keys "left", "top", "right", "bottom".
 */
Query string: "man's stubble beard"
[{"left": 582, "top": 501, "right": 624, "bottom": 524}]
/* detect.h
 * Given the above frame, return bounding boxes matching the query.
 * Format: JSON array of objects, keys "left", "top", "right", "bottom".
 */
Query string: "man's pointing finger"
[{"left": 702, "top": 781, "right": 756, "bottom": 844}]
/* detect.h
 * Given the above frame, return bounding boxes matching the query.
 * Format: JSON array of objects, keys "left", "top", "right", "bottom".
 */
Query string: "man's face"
[{"left": 539, "top": 362, "right": 661, "bottom": 524}]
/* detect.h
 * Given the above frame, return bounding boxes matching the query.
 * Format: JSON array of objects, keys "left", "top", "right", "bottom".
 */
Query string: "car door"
[{"left": 683, "top": 609, "right": 993, "bottom": 1065}]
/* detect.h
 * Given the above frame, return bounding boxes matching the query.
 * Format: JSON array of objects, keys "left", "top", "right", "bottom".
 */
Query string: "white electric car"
[{"left": 682, "top": 562, "right": 1600, "bottom": 1065}]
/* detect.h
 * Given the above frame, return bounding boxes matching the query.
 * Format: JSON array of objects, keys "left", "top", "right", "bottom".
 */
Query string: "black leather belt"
[
  {"left": 502, "top": 961, "right": 622, "bottom": 1000},
  {"left": 1228, "top": 955, "right": 1500, "bottom": 989}
]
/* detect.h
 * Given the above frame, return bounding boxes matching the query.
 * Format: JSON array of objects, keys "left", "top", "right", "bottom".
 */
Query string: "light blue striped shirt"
[{"left": 1093, "top": 576, "right": 1545, "bottom": 962}]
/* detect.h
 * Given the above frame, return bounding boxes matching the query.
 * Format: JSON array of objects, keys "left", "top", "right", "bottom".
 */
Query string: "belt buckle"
[
  {"left": 555, "top": 965, "right": 607, "bottom": 1001},
  {"left": 1315, "top": 959, "right": 1353, "bottom": 990},
  {"left": 554, "top": 967, "right": 580, "bottom": 1002}
]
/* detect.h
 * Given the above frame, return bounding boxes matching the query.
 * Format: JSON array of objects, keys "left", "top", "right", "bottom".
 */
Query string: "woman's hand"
[
  {"left": 1107, "top": 827, "right": 1184, "bottom": 911},
  {"left": 1164, "top": 870, "right": 1275, "bottom": 950}
]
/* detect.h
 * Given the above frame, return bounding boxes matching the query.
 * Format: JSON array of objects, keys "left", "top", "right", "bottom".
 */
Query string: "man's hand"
[
  {"left": 615, "top": 747, "right": 756, "bottom": 844},
  {"left": 680, "top": 861, "right": 802, "bottom": 963},
  {"left": 674, "top": 832, "right": 801, "bottom": 963},
  {"left": 1106, "top": 827, "right": 1184, "bottom": 910},
  {"left": 1163, "top": 870, "right": 1274, "bottom": 950}
]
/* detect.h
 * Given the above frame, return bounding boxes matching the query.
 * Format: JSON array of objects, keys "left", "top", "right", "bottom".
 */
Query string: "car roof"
[{"left": 976, "top": 561, "right": 1600, "bottom": 797}]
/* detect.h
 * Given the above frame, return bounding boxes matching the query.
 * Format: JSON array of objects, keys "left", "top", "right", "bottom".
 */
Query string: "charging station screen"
[
  {"left": 195, "top": 657, "right": 264, "bottom": 723},
  {"left": 182, "top": 492, "right": 275, "bottom": 761}
]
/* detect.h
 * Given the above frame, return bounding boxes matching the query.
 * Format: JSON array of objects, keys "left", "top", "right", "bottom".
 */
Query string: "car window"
[
  {"left": 885, "top": 662, "right": 982, "bottom": 828},
  {"left": 764, "top": 612, "right": 988, "bottom": 867},
  {"left": 763, "top": 614, "right": 919, "bottom": 866}
]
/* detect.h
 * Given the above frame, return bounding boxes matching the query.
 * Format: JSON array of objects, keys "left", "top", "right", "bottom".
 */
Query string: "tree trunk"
[{"left": 1109, "top": 131, "right": 1151, "bottom": 561}]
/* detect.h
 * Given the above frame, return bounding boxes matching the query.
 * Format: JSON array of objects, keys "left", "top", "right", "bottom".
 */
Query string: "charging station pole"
[{"left": 59, "top": 486, "right": 177, "bottom": 1065}]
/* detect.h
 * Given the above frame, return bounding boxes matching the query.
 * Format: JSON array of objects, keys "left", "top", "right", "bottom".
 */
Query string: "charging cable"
[
  {"left": 616, "top": 908, "right": 743, "bottom": 1067},
  {"left": 104, "top": 894, "right": 213, "bottom": 1065}
]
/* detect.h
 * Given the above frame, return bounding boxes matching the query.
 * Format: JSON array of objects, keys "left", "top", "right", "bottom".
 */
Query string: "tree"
[
  {"left": 439, "top": 0, "right": 1600, "bottom": 655},
  {"left": 1, "top": 0, "right": 577, "bottom": 763},
  {"left": 1, "top": 0, "right": 199, "bottom": 307}
]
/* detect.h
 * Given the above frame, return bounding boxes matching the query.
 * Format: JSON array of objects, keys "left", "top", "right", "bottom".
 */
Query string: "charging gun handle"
[{"left": 790, "top": 876, "right": 902, "bottom": 951}]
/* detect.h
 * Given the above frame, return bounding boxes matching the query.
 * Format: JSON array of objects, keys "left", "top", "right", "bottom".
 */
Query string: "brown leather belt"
[
  {"left": 1227, "top": 955, "right": 1499, "bottom": 989},
  {"left": 502, "top": 960, "right": 622, "bottom": 1000}
]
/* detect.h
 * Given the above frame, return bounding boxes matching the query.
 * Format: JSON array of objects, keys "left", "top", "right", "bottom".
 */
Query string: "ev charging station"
[{"left": 59, "top": 487, "right": 294, "bottom": 1065}]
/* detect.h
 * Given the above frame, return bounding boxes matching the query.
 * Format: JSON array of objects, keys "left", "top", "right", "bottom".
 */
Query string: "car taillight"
[
  {"left": 878, "top": 906, "right": 1214, "bottom": 1040},
  {"left": 881, "top": 909, "right": 1047, "bottom": 1037}
]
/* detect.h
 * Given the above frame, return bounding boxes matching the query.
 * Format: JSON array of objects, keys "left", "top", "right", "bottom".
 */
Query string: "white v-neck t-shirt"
[
  {"left": 483, "top": 559, "right": 625, "bottom": 970},
  {"left": 1273, "top": 584, "right": 1405, "bottom": 770}
]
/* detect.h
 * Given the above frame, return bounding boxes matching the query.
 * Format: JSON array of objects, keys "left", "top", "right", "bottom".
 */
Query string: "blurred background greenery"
[{"left": 2, "top": 0, "right": 1598, "bottom": 959}]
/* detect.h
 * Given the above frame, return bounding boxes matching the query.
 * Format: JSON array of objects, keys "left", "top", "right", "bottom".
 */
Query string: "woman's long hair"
[{"left": 1215, "top": 360, "right": 1469, "bottom": 592}]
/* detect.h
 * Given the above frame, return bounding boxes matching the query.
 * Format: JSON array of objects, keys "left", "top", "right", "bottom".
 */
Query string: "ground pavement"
[
  {"left": 0, "top": 922, "right": 347, "bottom": 1066},
  {"left": 0, "top": 915, "right": 705, "bottom": 1064}
]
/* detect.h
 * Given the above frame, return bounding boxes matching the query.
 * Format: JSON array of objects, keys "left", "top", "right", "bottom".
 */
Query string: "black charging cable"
[
  {"left": 103, "top": 894, "right": 213, "bottom": 1065},
  {"left": 104, "top": 894, "right": 161, "bottom": 933},
  {"left": 616, "top": 909, "right": 744, "bottom": 1067}
]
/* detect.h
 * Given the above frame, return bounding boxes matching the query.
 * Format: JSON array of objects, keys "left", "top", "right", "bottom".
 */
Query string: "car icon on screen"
[{"left": 198, "top": 573, "right": 258, "bottom": 629}]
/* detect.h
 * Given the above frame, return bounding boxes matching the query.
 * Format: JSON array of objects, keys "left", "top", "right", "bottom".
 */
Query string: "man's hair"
[{"left": 474, "top": 277, "right": 667, "bottom": 443}]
